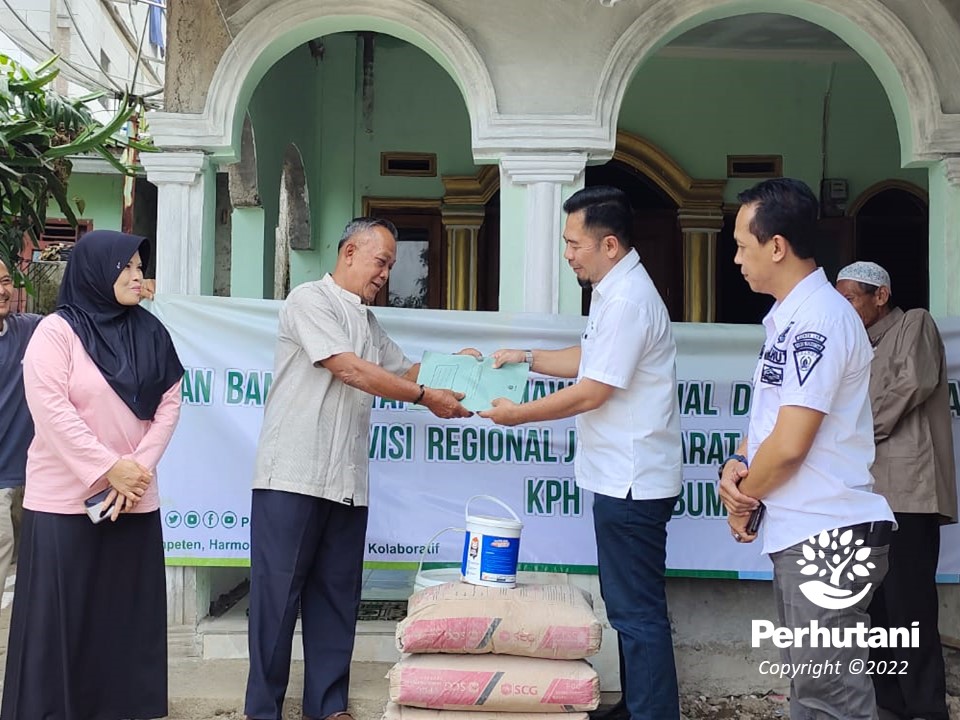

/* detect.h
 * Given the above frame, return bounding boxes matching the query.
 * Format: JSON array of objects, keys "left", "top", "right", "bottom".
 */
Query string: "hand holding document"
[{"left": 417, "top": 350, "right": 529, "bottom": 412}]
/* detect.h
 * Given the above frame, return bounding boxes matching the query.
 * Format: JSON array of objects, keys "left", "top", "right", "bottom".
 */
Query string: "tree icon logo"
[{"left": 796, "top": 528, "right": 877, "bottom": 610}]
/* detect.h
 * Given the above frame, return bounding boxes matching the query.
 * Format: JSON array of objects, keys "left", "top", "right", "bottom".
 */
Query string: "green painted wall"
[
  {"left": 311, "top": 33, "right": 358, "bottom": 283},
  {"left": 243, "top": 41, "right": 917, "bottom": 306},
  {"left": 620, "top": 56, "right": 925, "bottom": 204},
  {"left": 246, "top": 33, "right": 474, "bottom": 296},
  {"left": 51, "top": 173, "right": 124, "bottom": 232},
  {"left": 928, "top": 162, "right": 960, "bottom": 317},
  {"left": 498, "top": 181, "right": 526, "bottom": 313},
  {"left": 230, "top": 208, "right": 267, "bottom": 298},
  {"left": 355, "top": 35, "right": 475, "bottom": 198},
  {"left": 247, "top": 46, "right": 320, "bottom": 296}
]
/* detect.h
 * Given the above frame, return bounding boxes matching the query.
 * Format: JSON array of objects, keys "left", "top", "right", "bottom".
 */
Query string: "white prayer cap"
[{"left": 837, "top": 261, "right": 891, "bottom": 293}]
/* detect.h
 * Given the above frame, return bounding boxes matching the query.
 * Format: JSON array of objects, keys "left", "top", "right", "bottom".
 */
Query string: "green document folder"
[{"left": 416, "top": 351, "right": 529, "bottom": 412}]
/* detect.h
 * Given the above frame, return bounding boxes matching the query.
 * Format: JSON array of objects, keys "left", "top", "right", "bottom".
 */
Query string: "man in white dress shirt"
[
  {"left": 481, "top": 186, "right": 683, "bottom": 720},
  {"left": 719, "top": 178, "right": 894, "bottom": 720}
]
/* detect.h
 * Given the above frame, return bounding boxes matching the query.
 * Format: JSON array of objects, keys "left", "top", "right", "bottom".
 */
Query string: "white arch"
[
  {"left": 148, "top": 0, "right": 496, "bottom": 162},
  {"left": 147, "top": 0, "right": 960, "bottom": 164},
  {"left": 595, "top": 0, "right": 960, "bottom": 166}
]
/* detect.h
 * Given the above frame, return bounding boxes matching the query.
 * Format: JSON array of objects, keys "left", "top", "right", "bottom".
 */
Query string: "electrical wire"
[
  {"left": 214, "top": 0, "right": 236, "bottom": 45},
  {"left": 98, "top": 0, "right": 162, "bottom": 87},
  {"left": 128, "top": 0, "right": 152, "bottom": 95},
  {"left": 1, "top": 0, "right": 115, "bottom": 94},
  {"left": 61, "top": 0, "right": 125, "bottom": 92}
]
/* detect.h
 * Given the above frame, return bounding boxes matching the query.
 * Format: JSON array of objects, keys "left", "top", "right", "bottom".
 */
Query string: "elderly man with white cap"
[{"left": 837, "top": 261, "right": 958, "bottom": 720}]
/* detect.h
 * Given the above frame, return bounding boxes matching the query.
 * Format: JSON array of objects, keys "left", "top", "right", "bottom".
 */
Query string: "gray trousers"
[
  {"left": 771, "top": 538, "right": 889, "bottom": 720},
  {"left": 0, "top": 486, "right": 23, "bottom": 593}
]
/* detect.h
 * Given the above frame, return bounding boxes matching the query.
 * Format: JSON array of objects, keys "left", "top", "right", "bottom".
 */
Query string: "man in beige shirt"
[
  {"left": 244, "top": 218, "right": 472, "bottom": 720},
  {"left": 837, "top": 261, "right": 958, "bottom": 720}
]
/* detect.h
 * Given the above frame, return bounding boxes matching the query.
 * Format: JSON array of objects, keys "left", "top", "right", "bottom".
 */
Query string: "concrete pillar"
[
  {"left": 441, "top": 207, "right": 484, "bottom": 310},
  {"left": 141, "top": 151, "right": 215, "bottom": 295},
  {"left": 499, "top": 154, "right": 587, "bottom": 314},
  {"left": 678, "top": 210, "right": 724, "bottom": 323},
  {"left": 928, "top": 158, "right": 960, "bottom": 316},
  {"left": 142, "top": 150, "right": 217, "bottom": 647}
]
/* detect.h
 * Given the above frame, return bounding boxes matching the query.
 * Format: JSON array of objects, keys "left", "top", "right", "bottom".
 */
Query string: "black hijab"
[{"left": 56, "top": 230, "right": 184, "bottom": 420}]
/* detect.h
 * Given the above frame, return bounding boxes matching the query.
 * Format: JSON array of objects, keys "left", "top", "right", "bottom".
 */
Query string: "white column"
[
  {"left": 141, "top": 151, "right": 213, "bottom": 295},
  {"left": 500, "top": 154, "right": 587, "bottom": 314}
]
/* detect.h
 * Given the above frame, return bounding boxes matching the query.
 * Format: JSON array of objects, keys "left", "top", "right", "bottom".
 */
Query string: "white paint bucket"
[{"left": 460, "top": 495, "right": 523, "bottom": 588}]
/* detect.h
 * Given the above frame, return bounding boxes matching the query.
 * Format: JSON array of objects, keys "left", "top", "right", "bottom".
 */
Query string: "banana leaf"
[
  {"left": 44, "top": 97, "right": 130, "bottom": 158},
  {"left": 93, "top": 145, "right": 135, "bottom": 176}
]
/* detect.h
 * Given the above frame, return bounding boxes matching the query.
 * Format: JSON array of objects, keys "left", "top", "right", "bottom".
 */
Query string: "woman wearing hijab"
[{"left": 2, "top": 230, "right": 184, "bottom": 720}]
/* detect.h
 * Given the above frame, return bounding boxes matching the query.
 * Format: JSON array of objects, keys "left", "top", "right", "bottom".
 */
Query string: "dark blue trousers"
[
  {"left": 593, "top": 492, "right": 679, "bottom": 720},
  {"left": 244, "top": 489, "right": 369, "bottom": 720}
]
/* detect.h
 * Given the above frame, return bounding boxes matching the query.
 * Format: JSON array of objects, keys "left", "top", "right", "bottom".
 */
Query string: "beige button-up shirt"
[
  {"left": 868, "top": 307, "right": 958, "bottom": 523},
  {"left": 252, "top": 274, "right": 412, "bottom": 506}
]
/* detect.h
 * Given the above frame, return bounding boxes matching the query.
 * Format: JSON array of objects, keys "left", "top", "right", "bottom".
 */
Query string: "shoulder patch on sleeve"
[{"left": 793, "top": 331, "right": 826, "bottom": 386}]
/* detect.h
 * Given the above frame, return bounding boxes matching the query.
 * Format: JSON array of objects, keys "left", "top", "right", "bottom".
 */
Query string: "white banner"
[{"left": 151, "top": 296, "right": 960, "bottom": 581}]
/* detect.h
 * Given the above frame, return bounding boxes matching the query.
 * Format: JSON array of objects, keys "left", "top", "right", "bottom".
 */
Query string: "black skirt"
[{"left": 1, "top": 509, "right": 167, "bottom": 720}]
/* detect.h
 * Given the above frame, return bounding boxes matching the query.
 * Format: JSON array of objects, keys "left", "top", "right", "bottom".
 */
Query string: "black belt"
[{"left": 834, "top": 520, "right": 894, "bottom": 547}]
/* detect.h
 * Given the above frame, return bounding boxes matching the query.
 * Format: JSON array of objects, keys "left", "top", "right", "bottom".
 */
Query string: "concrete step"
[{"left": 196, "top": 596, "right": 402, "bottom": 663}]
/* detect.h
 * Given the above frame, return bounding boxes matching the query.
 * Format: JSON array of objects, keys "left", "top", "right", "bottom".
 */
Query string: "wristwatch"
[
  {"left": 524, "top": 350, "right": 534, "bottom": 366},
  {"left": 718, "top": 453, "right": 748, "bottom": 480}
]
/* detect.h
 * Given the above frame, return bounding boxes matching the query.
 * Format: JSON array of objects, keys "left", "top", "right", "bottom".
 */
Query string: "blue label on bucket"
[{"left": 461, "top": 532, "right": 520, "bottom": 584}]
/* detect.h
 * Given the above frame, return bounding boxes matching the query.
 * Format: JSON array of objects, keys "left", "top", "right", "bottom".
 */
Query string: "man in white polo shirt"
[
  {"left": 481, "top": 186, "right": 683, "bottom": 720},
  {"left": 719, "top": 178, "right": 894, "bottom": 720}
]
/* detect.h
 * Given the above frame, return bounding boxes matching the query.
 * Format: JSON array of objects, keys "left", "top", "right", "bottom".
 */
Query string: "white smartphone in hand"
[{"left": 84, "top": 487, "right": 116, "bottom": 524}]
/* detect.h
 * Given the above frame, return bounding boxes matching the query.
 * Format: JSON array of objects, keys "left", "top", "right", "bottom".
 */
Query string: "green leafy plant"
[{"left": 0, "top": 53, "right": 150, "bottom": 289}]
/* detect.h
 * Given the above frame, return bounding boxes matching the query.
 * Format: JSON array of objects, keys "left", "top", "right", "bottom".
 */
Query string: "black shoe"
[{"left": 589, "top": 698, "right": 629, "bottom": 720}]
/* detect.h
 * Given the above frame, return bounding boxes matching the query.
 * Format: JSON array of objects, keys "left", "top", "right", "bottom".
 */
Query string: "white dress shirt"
[
  {"left": 575, "top": 249, "right": 683, "bottom": 500},
  {"left": 748, "top": 268, "right": 894, "bottom": 554}
]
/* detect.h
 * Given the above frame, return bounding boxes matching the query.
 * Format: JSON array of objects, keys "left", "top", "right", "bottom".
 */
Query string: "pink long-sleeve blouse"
[{"left": 22, "top": 313, "right": 181, "bottom": 515}]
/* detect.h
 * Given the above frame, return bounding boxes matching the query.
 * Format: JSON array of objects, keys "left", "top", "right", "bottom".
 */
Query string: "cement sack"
[
  {"left": 387, "top": 654, "right": 599, "bottom": 712},
  {"left": 382, "top": 701, "right": 590, "bottom": 720},
  {"left": 399, "top": 583, "right": 601, "bottom": 659}
]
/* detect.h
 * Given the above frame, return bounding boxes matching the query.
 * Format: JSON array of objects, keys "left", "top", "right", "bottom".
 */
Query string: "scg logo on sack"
[{"left": 501, "top": 684, "right": 538, "bottom": 696}]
